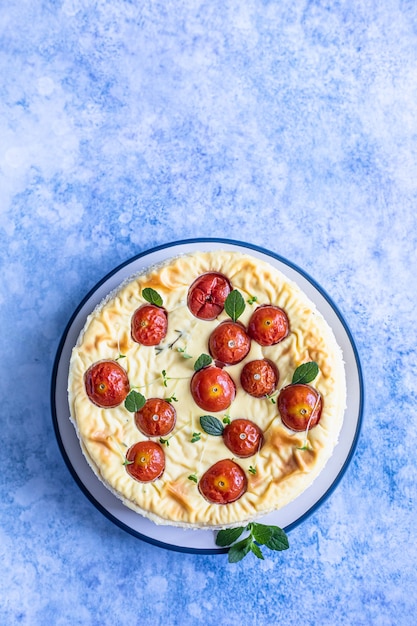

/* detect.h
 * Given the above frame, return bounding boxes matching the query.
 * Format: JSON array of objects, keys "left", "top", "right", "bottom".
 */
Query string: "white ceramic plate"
[{"left": 51, "top": 238, "right": 363, "bottom": 554}]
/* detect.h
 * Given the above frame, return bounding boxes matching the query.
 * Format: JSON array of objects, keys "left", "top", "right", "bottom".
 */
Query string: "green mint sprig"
[
  {"left": 292, "top": 361, "right": 319, "bottom": 384},
  {"left": 224, "top": 290, "right": 246, "bottom": 322},
  {"left": 216, "top": 522, "right": 289, "bottom": 563},
  {"left": 194, "top": 353, "right": 213, "bottom": 371},
  {"left": 124, "top": 390, "right": 146, "bottom": 412},
  {"left": 200, "top": 415, "right": 224, "bottom": 436},
  {"left": 142, "top": 287, "right": 163, "bottom": 307}
]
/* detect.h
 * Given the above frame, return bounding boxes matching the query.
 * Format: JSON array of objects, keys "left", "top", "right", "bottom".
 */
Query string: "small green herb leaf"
[
  {"left": 265, "top": 527, "right": 290, "bottom": 552},
  {"left": 250, "top": 542, "right": 265, "bottom": 560},
  {"left": 224, "top": 290, "right": 246, "bottom": 322},
  {"left": 296, "top": 443, "right": 312, "bottom": 451},
  {"left": 227, "top": 537, "right": 252, "bottom": 563},
  {"left": 159, "top": 437, "right": 171, "bottom": 446},
  {"left": 194, "top": 353, "right": 213, "bottom": 371},
  {"left": 177, "top": 347, "right": 192, "bottom": 359},
  {"left": 248, "top": 465, "right": 257, "bottom": 475},
  {"left": 247, "top": 295, "right": 258, "bottom": 305},
  {"left": 124, "top": 390, "right": 146, "bottom": 412},
  {"left": 251, "top": 523, "right": 273, "bottom": 545},
  {"left": 142, "top": 287, "right": 163, "bottom": 307},
  {"left": 188, "top": 473, "right": 198, "bottom": 483},
  {"left": 116, "top": 353, "right": 126, "bottom": 361},
  {"left": 223, "top": 415, "right": 231, "bottom": 425},
  {"left": 292, "top": 361, "right": 319, "bottom": 385},
  {"left": 191, "top": 432, "right": 201, "bottom": 443},
  {"left": 165, "top": 393, "right": 178, "bottom": 403},
  {"left": 200, "top": 415, "right": 224, "bottom": 436},
  {"left": 215, "top": 522, "right": 289, "bottom": 563},
  {"left": 215, "top": 526, "right": 245, "bottom": 547},
  {"left": 122, "top": 459, "right": 134, "bottom": 466}
]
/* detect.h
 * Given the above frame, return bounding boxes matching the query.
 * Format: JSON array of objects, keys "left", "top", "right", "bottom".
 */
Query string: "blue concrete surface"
[{"left": 1, "top": 1, "right": 416, "bottom": 624}]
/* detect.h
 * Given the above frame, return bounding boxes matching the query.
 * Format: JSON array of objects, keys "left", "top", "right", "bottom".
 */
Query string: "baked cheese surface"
[{"left": 68, "top": 251, "right": 346, "bottom": 528}]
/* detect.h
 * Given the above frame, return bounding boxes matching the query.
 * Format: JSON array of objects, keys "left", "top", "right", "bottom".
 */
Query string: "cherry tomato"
[
  {"left": 125, "top": 440, "right": 165, "bottom": 482},
  {"left": 187, "top": 272, "right": 232, "bottom": 320},
  {"left": 208, "top": 321, "right": 251, "bottom": 365},
  {"left": 190, "top": 366, "right": 236, "bottom": 412},
  {"left": 223, "top": 419, "right": 264, "bottom": 457},
  {"left": 198, "top": 459, "right": 247, "bottom": 504},
  {"left": 134, "top": 398, "right": 176, "bottom": 437},
  {"left": 84, "top": 360, "right": 130, "bottom": 408},
  {"left": 278, "top": 383, "right": 322, "bottom": 431},
  {"left": 247, "top": 305, "right": 289, "bottom": 346},
  {"left": 131, "top": 304, "right": 168, "bottom": 346},
  {"left": 240, "top": 359, "right": 279, "bottom": 397}
]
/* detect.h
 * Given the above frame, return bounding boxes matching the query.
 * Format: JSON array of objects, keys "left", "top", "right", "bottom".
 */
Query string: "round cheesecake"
[{"left": 68, "top": 250, "right": 346, "bottom": 529}]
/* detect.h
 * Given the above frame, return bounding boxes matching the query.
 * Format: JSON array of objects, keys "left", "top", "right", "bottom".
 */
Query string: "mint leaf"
[
  {"left": 142, "top": 287, "right": 163, "bottom": 307},
  {"left": 200, "top": 415, "right": 224, "bottom": 436},
  {"left": 216, "top": 522, "right": 289, "bottom": 562},
  {"left": 251, "top": 523, "right": 273, "bottom": 546},
  {"left": 216, "top": 526, "right": 245, "bottom": 547},
  {"left": 224, "top": 289, "right": 246, "bottom": 322},
  {"left": 250, "top": 543, "right": 264, "bottom": 560},
  {"left": 227, "top": 537, "right": 252, "bottom": 563},
  {"left": 194, "top": 353, "right": 213, "bottom": 371},
  {"left": 292, "top": 361, "right": 319, "bottom": 384},
  {"left": 124, "top": 390, "right": 146, "bottom": 412},
  {"left": 265, "top": 527, "right": 290, "bottom": 551}
]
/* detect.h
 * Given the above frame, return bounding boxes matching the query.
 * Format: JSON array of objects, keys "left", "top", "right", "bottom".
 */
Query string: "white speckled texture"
[{"left": 1, "top": 1, "right": 416, "bottom": 624}]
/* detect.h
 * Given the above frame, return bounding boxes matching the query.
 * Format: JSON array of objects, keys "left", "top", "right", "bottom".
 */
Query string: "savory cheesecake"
[{"left": 68, "top": 250, "right": 346, "bottom": 529}]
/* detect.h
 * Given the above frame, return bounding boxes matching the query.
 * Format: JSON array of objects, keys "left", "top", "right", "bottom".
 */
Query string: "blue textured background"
[{"left": 1, "top": 1, "right": 416, "bottom": 624}]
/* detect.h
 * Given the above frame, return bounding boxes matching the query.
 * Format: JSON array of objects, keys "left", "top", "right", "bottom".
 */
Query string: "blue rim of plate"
[{"left": 51, "top": 237, "right": 364, "bottom": 555}]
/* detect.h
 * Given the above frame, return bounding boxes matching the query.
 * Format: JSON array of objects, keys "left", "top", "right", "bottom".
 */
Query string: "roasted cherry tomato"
[
  {"left": 247, "top": 304, "right": 289, "bottom": 346},
  {"left": 223, "top": 419, "right": 264, "bottom": 457},
  {"left": 278, "top": 383, "right": 322, "bottom": 431},
  {"left": 125, "top": 440, "right": 165, "bottom": 482},
  {"left": 198, "top": 459, "right": 247, "bottom": 504},
  {"left": 84, "top": 360, "right": 130, "bottom": 408},
  {"left": 131, "top": 304, "right": 168, "bottom": 346},
  {"left": 240, "top": 359, "right": 279, "bottom": 397},
  {"left": 190, "top": 366, "right": 236, "bottom": 412},
  {"left": 134, "top": 398, "right": 176, "bottom": 437},
  {"left": 187, "top": 272, "right": 232, "bottom": 320},
  {"left": 208, "top": 321, "right": 251, "bottom": 365}
]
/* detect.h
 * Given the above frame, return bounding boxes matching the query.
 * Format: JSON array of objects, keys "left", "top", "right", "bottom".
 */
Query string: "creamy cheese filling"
[{"left": 68, "top": 251, "right": 346, "bottom": 528}]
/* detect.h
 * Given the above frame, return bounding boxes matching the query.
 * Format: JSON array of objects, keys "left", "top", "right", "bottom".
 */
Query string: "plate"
[{"left": 51, "top": 238, "right": 363, "bottom": 554}]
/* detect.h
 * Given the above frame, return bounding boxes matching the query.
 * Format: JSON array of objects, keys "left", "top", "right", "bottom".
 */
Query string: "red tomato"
[
  {"left": 247, "top": 305, "right": 289, "bottom": 346},
  {"left": 222, "top": 419, "right": 264, "bottom": 457},
  {"left": 134, "top": 398, "right": 176, "bottom": 437},
  {"left": 208, "top": 321, "right": 251, "bottom": 365},
  {"left": 278, "top": 383, "right": 322, "bottom": 431},
  {"left": 125, "top": 440, "right": 165, "bottom": 482},
  {"left": 187, "top": 272, "right": 232, "bottom": 320},
  {"left": 131, "top": 304, "right": 168, "bottom": 346},
  {"left": 240, "top": 359, "right": 279, "bottom": 397},
  {"left": 84, "top": 360, "right": 130, "bottom": 408},
  {"left": 190, "top": 366, "right": 236, "bottom": 412},
  {"left": 198, "top": 459, "right": 247, "bottom": 504}
]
